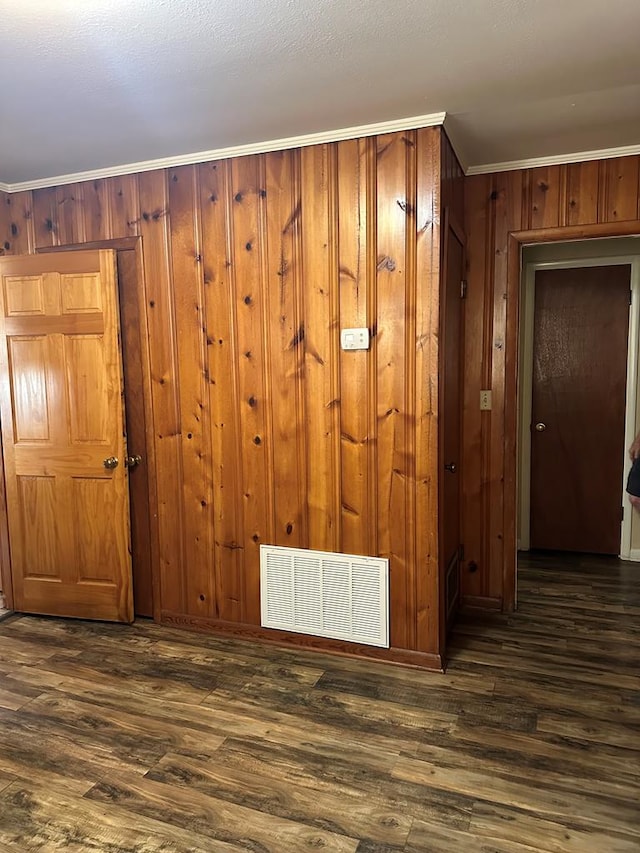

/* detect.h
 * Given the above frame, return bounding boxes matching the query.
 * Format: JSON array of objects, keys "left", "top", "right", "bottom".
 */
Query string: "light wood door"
[
  {"left": 441, "top": 221, "right": 464, "bottom": 627},
  {"left": 0, "top": 250, "right": 133, "bottom": 621},
  {"left": 530, "top": 265, "right": 630, "bottom": 554}
]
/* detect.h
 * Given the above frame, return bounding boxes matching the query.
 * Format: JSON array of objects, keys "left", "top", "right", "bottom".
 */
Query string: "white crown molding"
[
  {"left": 467, "top": 142, "right": 640, "bottom": 175},
  {"left": 0, "top": 112, "right": 447, "bottom": 193}
]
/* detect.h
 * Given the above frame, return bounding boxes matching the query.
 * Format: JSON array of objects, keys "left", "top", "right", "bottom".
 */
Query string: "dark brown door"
[
  {"left": 530, "top": 265, "right": 630, "bottom": 554},
  {"left": 441, "top": 222, "right": 464, "bottom": 626}
]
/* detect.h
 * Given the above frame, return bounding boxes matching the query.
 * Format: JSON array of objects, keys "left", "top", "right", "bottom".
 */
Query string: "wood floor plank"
[
  {"left": 210, "top": 736, "right": 476, "bottom": 832},
  {"left": 410, "top": 738, "right": 638, "bottom": 808},
  {"left": 536, "top": 712, "right": 640, "bottom": 750},
  {"left": 405, "top": 815, "right": 545, "bottom": 853},
  {"left": 451, "top": 721, "right": 640, "bottom": 786},
  {"left": 85, "top": 770, "right": 360, "bottom": 853},
  {"left": 0, "top": 771, "right": 17, "bottom": 794},
  {"left": 0, "top": 780, "right": 244, "bottom": 852},
  {"left": 146, "top": 750, "right": 414, "bottom": 847},
  {"left": 470, "top": 801, "right": 640, "bottom": 853},
  {"left": 18, "top": 692, "right": 227, "bottom": 762},
  {"left": 0, "top": 704, "right": 153, "bottom": 787},
  {"left": 391, "top": 754, "right": 640, "bottom": 836}
]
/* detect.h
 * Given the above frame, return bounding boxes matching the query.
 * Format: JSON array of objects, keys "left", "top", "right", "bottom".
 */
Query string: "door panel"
[
  {"left": 530, "top": 265, "right": 630, "bottom": 554},
  {"left": 66, "top": 335, "right": 110, "bottom": 443},
  {"left": 19, "top": 476, "right": 59, "bottom": 578},
  {"left": 0, "top": 250, "right": 133, "bottom": 622},
  {"left": 9, "top": 337, "right": 50, "bottom": 440}
]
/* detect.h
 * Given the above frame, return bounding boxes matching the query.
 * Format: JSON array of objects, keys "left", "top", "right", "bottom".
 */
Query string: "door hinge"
[
  {"left": 460, "top": 279, "right": 468, "bottom": 299},
  {"left": 622, "top": 505, "right": 625, "bottom": 521},
  {"left": 630, "top": 289, "right": 633, "bottom": 306}
]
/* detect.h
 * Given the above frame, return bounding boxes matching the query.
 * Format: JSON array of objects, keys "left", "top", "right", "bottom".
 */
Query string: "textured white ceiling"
[{"left": 1, "top": 0, "right": 639, "bottom": 184}]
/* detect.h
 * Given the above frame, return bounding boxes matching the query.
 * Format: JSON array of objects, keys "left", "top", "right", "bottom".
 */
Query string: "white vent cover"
[{"left": 260, "top": 545, "right": 389, "bottom": 648}]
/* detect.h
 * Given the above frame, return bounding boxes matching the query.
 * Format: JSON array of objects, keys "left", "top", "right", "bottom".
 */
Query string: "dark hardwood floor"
[{"left": 0, "top": 553, "right": 638, "bottom": 851}]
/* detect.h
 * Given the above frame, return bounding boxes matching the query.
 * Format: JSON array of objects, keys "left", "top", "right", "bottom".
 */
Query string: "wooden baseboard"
[
  {"left": 460, "top": 595, "right": 503, "bottom": 611},
  {"left": 159, "top": 611, "right": 444, "bottom": 671}
]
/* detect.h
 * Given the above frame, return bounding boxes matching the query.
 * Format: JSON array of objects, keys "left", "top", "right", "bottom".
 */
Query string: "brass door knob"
[
  {"left": 103, "top": 456, "right": 119, "bottom": 469},
  {"left": 124, "top": 455, "right": 142, "bottom": 468},
  {"left": 444, "top": 462, "right": 457, "bottom": 473},
  {"left": 534, "top": 422, "right": 546, "bottom": 432}
]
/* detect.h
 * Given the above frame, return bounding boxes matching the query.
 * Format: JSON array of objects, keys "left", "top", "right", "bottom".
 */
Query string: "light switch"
[{"left": 341, "top": 327, "right": 370, "bottom": 350}]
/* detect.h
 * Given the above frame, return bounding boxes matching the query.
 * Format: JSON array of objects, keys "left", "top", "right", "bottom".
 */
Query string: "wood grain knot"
[{"left": 377, "top": 256, "right": 396, "bottom": 272}]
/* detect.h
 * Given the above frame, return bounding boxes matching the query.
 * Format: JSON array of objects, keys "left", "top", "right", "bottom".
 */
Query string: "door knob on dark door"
[
  {"left": 534, "top": 422, "right": 546, "bottom": 432},
  {"left": 124, "top": 455, "right": 142, "bottom": 468},
  {"left": 444, "top": 463, "right": 457, "bottom": 473}
]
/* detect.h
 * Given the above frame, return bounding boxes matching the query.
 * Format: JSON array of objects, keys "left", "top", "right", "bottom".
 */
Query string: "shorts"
[{"left": 627, "top": 457, "right": 640, "bottom": 497}]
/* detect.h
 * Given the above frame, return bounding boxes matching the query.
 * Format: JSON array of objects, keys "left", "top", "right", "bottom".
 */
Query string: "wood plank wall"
[
  {"left": 463, "top": 155, "right": 640, "bottom": 607},
  {"left": 0, "top": 126, "right": 450, "bottom": 665}
]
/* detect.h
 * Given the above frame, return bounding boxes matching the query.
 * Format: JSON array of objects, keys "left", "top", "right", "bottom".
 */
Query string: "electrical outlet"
[{"left": 480, "top": 389, "right": 492, "bottom": 410}]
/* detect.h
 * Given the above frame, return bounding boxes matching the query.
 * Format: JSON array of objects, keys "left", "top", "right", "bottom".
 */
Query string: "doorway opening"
[{"left": 517, "top": 237, "right": 640, "bottom": 566}]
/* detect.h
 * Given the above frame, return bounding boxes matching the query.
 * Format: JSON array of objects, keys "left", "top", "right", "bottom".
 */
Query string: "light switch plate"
[{"left": 341, "top": 327, "right": 370, "bottom": 350}]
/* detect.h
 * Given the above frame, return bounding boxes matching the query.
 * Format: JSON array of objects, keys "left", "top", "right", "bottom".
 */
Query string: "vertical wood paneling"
[
  {"left": 137, "top": 170, "right": 184, "bottom": 614},
  {"left": 487, "top": 171, "right": 525, "bottom": 599},
  {"left": 227, "top": 155, "right": 270, "bottom": 623},
  {"left": 108, "top": 175, "right": 141, "bottom": 238},
  {"left": 199, "top": 160, "right": 243, "bottom": 623},
  {"left": 300, "top": 144, "right": 340, "bottom": 553},
  {"left": 55, "top": 184, "right": 86, "bottom": 245},
  {"left": 263, "top": 150, "right": 307, "bottom": 547},
  {"left": 441, "top": 133, "right": 465, "bottom": 222},
  {"left": 461, "top": 174, "right": 489, "bottom": 600},
  {"left": 375, "top": 133, "right": 411, "bottom": 649},
  {"left": 31, "top": 187, "right": 60, "bottom": 248},
  {"left": 528, "top": 166, "right": 563, "bottom": 229},
  {"left": 337, "top": 139, "right": 371, "bottom": 557},
  {"left": 0, "top": 191, "right": 34, "bottom": 255},
  {"left": 0, "top": 125, "right": 456, "bottom": 663},
  {"left": 167, "top": 166, "right": 214, "bottom": 618},
  {"left": 365, "top": 137, "right": 379, "bottom": 562},
  {"left": 404, "top": 133, "right": 418, "bottom": 650},
  {"left": 80, "top": 180, "right": 112, "bottom": 242},
  {"left": 566, "top": 161, "right": 599, "bottom": 225},
  {"left": 463, "top": 152, "right": 640, "bottom": 608},
  {"left": 598, "top": 156, "right": 640, "bottom": 222},
  {"left": 415, "top": 127, "right": 441, "bottom": 652}
]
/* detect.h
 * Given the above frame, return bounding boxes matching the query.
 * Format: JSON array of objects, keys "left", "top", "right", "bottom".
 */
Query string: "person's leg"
[{"left": 627, "top": 455, "right": 640, "bottom": 511}]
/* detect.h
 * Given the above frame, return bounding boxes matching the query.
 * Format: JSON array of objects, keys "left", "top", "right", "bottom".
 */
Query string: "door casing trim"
[{"left": 504, "top": 220, "right": 640, "bottom": 611}]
